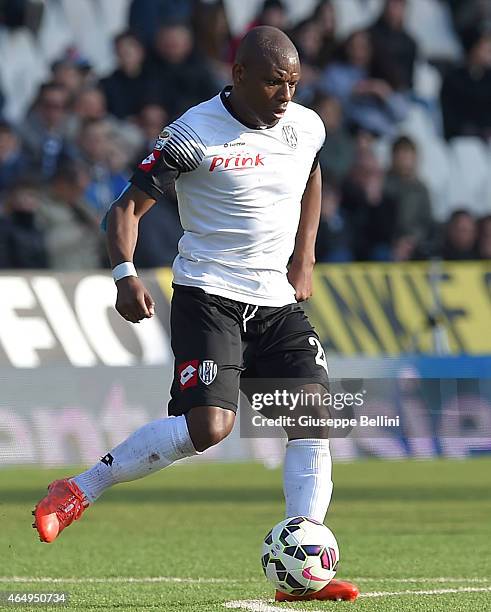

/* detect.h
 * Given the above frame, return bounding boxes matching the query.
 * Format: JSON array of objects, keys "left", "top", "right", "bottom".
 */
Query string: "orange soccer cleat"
[
  {"left": 275, "top": 578, "right": 360, "bottom": 602},
  {"left": 32, "top": 479, "right": 89, "bottom": 543}
]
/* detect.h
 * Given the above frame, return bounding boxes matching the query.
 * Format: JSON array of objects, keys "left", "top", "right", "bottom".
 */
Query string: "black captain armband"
[{"left": 130, "top": 149, "right": 180, "bottom": 201}]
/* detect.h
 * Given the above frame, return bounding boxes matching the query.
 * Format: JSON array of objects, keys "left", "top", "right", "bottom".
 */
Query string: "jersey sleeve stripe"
[
  {"left": 173, "top": 122, "right": 206, "bottom": 155},
  {"left": 164, "top": 139, "right": 198, "bottom": 172},
  {"left": 170, "top": 125, "right": 206, "bottom": 163},
  {"left": 174, "top": 119, "right": 206, "bottom": 149}
]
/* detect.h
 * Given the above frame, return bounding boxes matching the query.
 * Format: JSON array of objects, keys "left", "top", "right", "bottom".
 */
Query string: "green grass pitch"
[{"left": 0, "top": 458, "right": 490, "bottom": 611}]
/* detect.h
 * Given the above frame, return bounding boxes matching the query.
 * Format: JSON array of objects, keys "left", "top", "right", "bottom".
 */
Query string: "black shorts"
[{"left": 168, "top": 284, "right": 329, "bottom": 416}]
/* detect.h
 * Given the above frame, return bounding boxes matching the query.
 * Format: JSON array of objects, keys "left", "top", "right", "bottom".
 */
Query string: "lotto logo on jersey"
[
  {"left": 209, "top": 153, "right": 265, "bottom": 172},
  {"left": 138, "top": 149, "right": 162, "bottom": 172},
  {"left": 178, "top": 360, "right": 199, "bottom": 390}
]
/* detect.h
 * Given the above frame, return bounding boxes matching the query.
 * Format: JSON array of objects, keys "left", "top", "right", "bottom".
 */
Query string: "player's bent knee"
[{"left": 185, "top": 405, "right": 235, "bottom": 452}]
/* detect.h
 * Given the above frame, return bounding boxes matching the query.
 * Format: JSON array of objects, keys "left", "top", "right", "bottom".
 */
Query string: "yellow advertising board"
[
  {"left": 157, "top": 261, "right": 491, "bottom": 356},
  {"left": 305, "top": 262, "right": 491, "bottom": 355}
]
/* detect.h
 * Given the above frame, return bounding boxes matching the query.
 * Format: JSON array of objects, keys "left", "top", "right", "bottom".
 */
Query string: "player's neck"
[{"left": 225, "top": 88, "right": 273, "bottom": 130}]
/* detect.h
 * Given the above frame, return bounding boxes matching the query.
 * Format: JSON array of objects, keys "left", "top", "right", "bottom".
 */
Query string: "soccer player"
[{"left": 33, "top": 26, "right": 359, "bottom": 602}]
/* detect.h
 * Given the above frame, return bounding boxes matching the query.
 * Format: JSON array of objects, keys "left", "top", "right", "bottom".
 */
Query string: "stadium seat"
[
  {"left": 95, "top": 0, "right": 132, "bottom": 38},
  {"left": 60, "top": 0, "right": 115, "bottom": 75},
  {"left": 413, "top": 60, "right": 442, "bottom": 103},
  {"left": 397, "top": 102, "right": 438, "bottom": 145},
  {"left": 396, "top": 103, "right": 452, "bottom": 221},
  {"left": 405, "top": 0, "right": 462, "bottom": 61},
  {"left": 0, "top": 27, "right": 49, "bottom": 123},
  {"left": 37, "top": 1, "right": 73, "bottom": 65},
  {"left": 447, "top": 137, "right": 490, "bottom": 218},
  {"left": 332, "top": 0, "right": 383, "bottom": 38},
  {"left": 223, "top": 0, "right": 263, "bottom": 36},
  {"left": 418, "top": 137, "right": 451, "bottom": 223}
]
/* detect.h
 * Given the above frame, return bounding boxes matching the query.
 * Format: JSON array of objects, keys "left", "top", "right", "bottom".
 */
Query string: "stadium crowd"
[{"left": 0, "top": 0, "right": 490, "bottom": 269}]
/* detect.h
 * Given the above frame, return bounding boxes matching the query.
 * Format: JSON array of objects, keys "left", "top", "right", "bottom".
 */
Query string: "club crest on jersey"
[
  {"left": 282, "top": 124, "right": 298, "bottom": 148},
  {"left": 199, "top": 360, "right": 218, "bottom": 385},
  {"left": 154, "top": 128, "right": 172, "bottom": 151}
]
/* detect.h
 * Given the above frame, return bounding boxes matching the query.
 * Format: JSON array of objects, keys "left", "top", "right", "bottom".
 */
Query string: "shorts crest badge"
[
  {"left": 282, "top": 124, "right": 298, "bottom": 148},
  {"left": 199, "top": 360, "right": 218, "bottom": 385}
]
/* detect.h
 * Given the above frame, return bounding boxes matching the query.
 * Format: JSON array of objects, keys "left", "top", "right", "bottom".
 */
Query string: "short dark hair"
[
  {"left": 52, "top": 161, "right": 86, "bottom": 184},
  {"left": 448, "top": 209, "right": 474, "bottom": 224},
  {"left": 38, "top": 81, "right": 67, "bottom": 97},
  {"left": 262, "top": 0, "right": 285, "bottom": 11},
  {"left": 114, "top": 29, "right": 143, "bottom": 47},
  {"left": 392, "top": 135, "right": 416, "bottom": 154},
  {"left": 0, "top": 120, "right": 15, "bottom": 134}
]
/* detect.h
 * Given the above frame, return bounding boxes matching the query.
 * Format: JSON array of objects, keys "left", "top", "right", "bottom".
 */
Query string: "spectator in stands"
[
  {"left": 369, "top": 0, "right": 417, "bottom": 90},
  {"left": 446, "top": 0, "right": 491, "bottom": 38},
  {"left": 312, "top": 0, "right": 337, "bottom": 67},
  {"left": 440, "top": 209, "right": 478, "bottom": 260},
  {"left": 312, "top": 92, "right": 355, "bottom": 182},
  {"left": 101, "top": 31, "right": 149, "bottom": 120},
  {"left": 134, "top": 104, "right": 169, "bottom": 164},
  {"left": 77, "top": 119, "right": 129, "bottom": 220},
  {"left": 68, "top": 85, "right": 142, "bottom": 157},
  {"left": 0, "top": 214, "right": 9, "bottom": 267},
  {"left": 441, "top": 27, "right": 491, "bottom": 140},
  {"left": 315, "top": 181, "right": 354, "bottom": 262},
  {"left": 19, "top": 82, "right": 76, "bottom": 180},
  {"left": 133, "top": 195, "right": 182, "bottom": 267},
  {"left": 145, "top": 22, "right": 220, "bottom": 118},
  {"left": 228, "top": 0, "right": 288, "bottom": 63},
  {"left": 384, "top": 136, "right": 435, "bottom": 260},
  {"left": 38, "top": 162, "right": 104, "bottom": 270},
  {"left": 1, "top": 180, "right": 48, "bottom": 269},
  {"left": 128, "top": 0, "right": 194, "bottom": 47},
  {"left": 290, "top": 18, "right": 324, "bottom": 92},
  {"left": 0, "top": 121, "right": 28, "bottom": 198},
  {"left": 193, "top": 1, "right": 231, "bottom": 72},
  {"left": 477, "top": 215, "right": 491, "bottom": 259},
  {"left": 51, "top": 58, "right": 87, "bottom": 104},
  {"left": 130, "top": 104, "right": 182, "bottom": 263},
  {"left": 341, "top": 149, "right": 397, "bottom": 260},
  {"left": 320, "top": 30, "right": 409, "bottom": 137}
]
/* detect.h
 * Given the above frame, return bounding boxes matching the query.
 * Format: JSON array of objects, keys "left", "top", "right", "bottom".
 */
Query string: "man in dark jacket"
[
  {"left": 100, "top": 31, "right": 149, "bottom": 119},
  {"left": 441, "top": 27, "right": 491, "bottom": 140},
  {"left": 369, "top": 0, "right": 417, "bottom": 90}
]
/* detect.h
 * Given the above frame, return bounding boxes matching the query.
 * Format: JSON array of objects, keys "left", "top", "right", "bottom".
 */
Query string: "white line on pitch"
[
  {"left": 353, "top": 577, "right": 491, "bottom": 584},
  {"left": 225, "top": 589, "right": 491, "bottom": 612},
  {"left": 224, "top": 601, "right": 325, "bottom": 612},
  {"left": 360, "top": 587, "right": 491, "bottom": 598}
]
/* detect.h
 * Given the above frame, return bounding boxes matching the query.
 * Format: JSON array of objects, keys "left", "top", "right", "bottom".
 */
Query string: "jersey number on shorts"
[{"left": 308, "top": 337, "right": 328, "bottom": 375}]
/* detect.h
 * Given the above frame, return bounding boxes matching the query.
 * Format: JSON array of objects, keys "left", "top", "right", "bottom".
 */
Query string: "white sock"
[
  {"left": 283, "top": 438, "right": 332, "bottom": 523},
  {"left": 73, "top": 415, "right": 197, "bottom": 502}
]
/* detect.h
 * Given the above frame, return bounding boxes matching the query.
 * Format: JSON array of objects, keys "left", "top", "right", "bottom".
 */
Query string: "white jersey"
[{"left": 131, "top": 88, "right": 325, "bottom": 306}]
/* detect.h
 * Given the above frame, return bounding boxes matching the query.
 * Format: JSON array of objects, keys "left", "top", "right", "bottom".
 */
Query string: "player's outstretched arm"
[
  {"left": 106, "top": 185, "right": 157, "bottom": 323},
  {"left": 288, "top": 164, "right": 322, "bottom": 301}
]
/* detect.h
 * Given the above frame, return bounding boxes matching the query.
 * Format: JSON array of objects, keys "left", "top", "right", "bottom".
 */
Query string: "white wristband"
[{"left": 112, "top": 262, "right": 138, "bottom": 283}]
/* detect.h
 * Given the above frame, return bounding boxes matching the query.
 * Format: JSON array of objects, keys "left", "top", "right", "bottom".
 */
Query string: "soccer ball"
[{"left": 261, "top": 516, "right": 339, "bottom": 596}]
